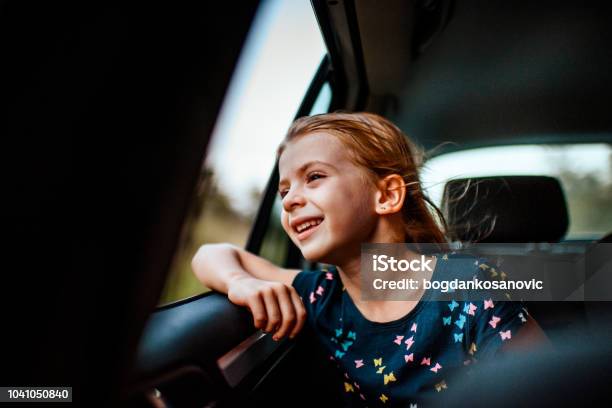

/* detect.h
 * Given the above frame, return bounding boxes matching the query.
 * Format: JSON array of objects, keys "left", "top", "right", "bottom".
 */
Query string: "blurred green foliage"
[
  {"left": 159, "top": 168, "right": 256, "bottom": 305},
  {"left": 159, "top": 167, "right": 289, "bottom": 306},
  {"left": 557, "top": 151, "right": 612, "bottom": 238}
]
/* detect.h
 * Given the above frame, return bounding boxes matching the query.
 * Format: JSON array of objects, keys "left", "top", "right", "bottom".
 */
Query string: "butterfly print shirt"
[{"left": 292, "top": 253, "right": 529, "bottom": 407}]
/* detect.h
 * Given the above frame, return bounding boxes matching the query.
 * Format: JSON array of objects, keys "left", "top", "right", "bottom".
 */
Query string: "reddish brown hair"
[{"left": 278, "top": 112, "right": 448, "bottom": 245}]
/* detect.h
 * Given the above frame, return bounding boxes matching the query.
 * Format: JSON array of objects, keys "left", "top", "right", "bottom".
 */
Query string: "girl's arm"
[{"left": 191, "top": 243, "right": 305, "bottom": 341}]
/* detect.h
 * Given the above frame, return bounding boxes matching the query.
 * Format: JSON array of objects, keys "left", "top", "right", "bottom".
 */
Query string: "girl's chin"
[
  {"left": 299, "top": 236, "right": 360, "bottom": 265},
  {"left": 300, "top": 248, "right": 325, "bottom": 263},
  {"left": 299, "top": 241, "right": 330, "bottom": 263}
]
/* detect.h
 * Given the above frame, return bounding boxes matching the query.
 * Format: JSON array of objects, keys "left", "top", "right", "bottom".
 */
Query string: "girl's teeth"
[{"left": 297, "top": 219, "right": 322, "bottom": 232}]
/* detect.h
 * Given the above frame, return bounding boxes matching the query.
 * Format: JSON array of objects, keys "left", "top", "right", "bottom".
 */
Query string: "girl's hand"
[{"left": 227, "top": 275, "right": 307, "bottom": 341}]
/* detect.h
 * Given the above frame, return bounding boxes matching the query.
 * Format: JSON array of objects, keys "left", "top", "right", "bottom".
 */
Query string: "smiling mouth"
[{"left": 294, "top": 218, "right": 324, "bottom": 241}]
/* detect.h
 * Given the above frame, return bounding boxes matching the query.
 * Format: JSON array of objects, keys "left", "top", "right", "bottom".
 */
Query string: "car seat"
[{"left": 440, "top": 175, "right": 588, "bottom": 345}]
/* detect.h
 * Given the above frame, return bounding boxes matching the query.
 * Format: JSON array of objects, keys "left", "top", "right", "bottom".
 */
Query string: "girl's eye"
[
  {"left": 279, "top": 189, "right": 289, "bottom": 199},
  {"left": 307, "top": 173, "right": 325, "bottom": 183}
]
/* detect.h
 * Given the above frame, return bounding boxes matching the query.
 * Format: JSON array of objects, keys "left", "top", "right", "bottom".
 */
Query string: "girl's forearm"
[
  {"left": 191, "top": 243, "right": 306, "bottom": 339},
  {"left": 191, "top": 243, "right": 252, "bottom": 293}
]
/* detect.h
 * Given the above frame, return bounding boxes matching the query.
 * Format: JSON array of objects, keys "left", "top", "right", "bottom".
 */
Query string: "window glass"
[
  {"left": 159, "top": 0, "right": 327, "bottom": 305},
  {"left": 259, "top": 198, "right": 289, "bottom": 265},
  {"left": 421, "top": 144, "right": 612, "bottom": 240},
  {"left": 309, "top": 82, "right": 332, "bottom": 115}
]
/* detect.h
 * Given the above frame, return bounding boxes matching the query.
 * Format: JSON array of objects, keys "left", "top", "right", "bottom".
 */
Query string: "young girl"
[{"left": 192, "top": 112, "right": 548, "bottom": 407}]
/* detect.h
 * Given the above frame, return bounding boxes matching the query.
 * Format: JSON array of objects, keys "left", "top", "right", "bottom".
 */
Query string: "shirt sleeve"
[
  {"left": 291, "top": 265, "right": 338, "bottom": 325},
  {"left": 467, "top": 258, "right": 530, "bottom": 360}
]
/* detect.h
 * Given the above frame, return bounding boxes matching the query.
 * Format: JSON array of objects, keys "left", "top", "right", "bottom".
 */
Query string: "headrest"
[{"left": 441, "top": 176, "right": 568, "bottom": 243}]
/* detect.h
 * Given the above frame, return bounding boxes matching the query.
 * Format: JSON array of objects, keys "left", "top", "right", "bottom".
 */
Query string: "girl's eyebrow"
[{"left": 279, "top": 160, "right": 337, "bottom": 186}]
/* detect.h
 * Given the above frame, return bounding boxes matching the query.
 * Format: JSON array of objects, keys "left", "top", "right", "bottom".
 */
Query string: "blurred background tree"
[
  {"left": 555, "top": 150, "right": 612, "bottom": 238},
  {"left": 159, "top": 166, "right": 256, "bottom": 305}
]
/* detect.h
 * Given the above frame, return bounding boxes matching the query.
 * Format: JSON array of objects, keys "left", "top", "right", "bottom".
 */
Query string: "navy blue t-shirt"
[{"left": 292, "top": 253, "right": 529, "bottom": 407}]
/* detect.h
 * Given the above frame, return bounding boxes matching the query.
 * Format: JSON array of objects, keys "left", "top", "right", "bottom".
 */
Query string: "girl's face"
[{"left": 278, "top": 132, "right": 378, "bottom": 264}]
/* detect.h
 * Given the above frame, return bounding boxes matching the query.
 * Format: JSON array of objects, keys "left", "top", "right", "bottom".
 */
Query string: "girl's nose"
[{"left": 282, "top": 188, "right": 306, "bottom": 212}]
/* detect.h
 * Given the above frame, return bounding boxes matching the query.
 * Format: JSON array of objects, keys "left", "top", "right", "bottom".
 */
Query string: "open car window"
[
  {"left": 421, "top": 143, "right": 612, "bottom": 240},
  {"left": 159, "top": 0, "right": 327, "bottom": 305}
]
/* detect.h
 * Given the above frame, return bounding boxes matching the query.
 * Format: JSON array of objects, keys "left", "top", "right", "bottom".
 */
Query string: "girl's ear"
[{"left": 375, "top": 174, "right": 406, "bottom": 215}]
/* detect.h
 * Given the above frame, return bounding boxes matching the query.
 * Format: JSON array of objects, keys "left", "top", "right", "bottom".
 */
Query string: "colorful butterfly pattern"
[{"left": 296, "top": 256, "right": 529, "bottom": 406}]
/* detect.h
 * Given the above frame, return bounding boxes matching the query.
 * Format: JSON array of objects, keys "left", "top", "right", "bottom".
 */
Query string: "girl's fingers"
[
  {"left": 247, "top": 293, "right": 267, "bottom": 330},
  {"left": 245, "top": 283, "right": 306, "bottom": 339},
  {"left": 262, "top": 288, "right": 282, "bottom": 333},
  {"left": 288, "top": 287, "right": 306, "bottom": 339},
  {"left": 272, "top": 285, "right": 296, "bottom": 340}
]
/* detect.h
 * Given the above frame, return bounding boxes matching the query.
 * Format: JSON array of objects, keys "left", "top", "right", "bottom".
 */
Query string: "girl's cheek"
[{"left": 280, "top": 213, "right": 291, "bottom": 235}]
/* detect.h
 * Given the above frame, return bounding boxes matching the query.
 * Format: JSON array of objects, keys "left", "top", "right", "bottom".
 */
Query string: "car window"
[
  {"left": 159, "top": 0, "right": 327, "bottom": 305},
  {"left": 421, "top": 143, "right": 612, "bottom": 240},
  {"left": 309, "top": 82, "right": 332, "bottom": 116}
]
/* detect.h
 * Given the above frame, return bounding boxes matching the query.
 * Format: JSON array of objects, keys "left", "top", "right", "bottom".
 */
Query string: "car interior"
[{"left": 8, "top": 0, "right": 611, "bottom": 406}]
